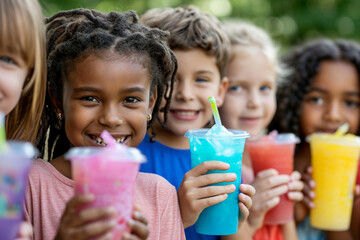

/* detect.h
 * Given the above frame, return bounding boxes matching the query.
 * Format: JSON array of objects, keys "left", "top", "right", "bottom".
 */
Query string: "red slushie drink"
[
  {"left": 246, "top": 132, "right": 299, "bottom": 224},
  {"left": 0, "top": 142, "right": 38, "bottom": 240},
  {"left": 66, "top": 134, "right": 146, "bottom": 239}
]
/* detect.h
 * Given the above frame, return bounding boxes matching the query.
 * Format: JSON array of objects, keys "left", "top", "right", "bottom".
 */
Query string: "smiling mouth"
[
  {"left": 89, "top": 135, "right": 129, "bottom": 146},
  {"left": 170, "top": 110, "right": 200, "bottom": 116}
]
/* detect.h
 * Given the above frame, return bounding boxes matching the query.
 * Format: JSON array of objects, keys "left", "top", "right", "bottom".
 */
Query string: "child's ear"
[
  {"left": 148, "top": 89, "right": 158, "bottom": 115},
  {"left": 48, "top": 81, "right": 63, "bottom": 117},
  {"left": 216, "top": 76, "right": 229, "bottom": 107}
]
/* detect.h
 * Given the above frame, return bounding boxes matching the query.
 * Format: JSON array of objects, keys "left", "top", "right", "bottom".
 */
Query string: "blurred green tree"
[{"left": 39, "top": 0, "right": 360, "bottom": 51}]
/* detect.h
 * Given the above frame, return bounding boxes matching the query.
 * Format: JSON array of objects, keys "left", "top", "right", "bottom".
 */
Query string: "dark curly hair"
[
  {"left": 269, "top": 38, "right": 360, "bottom": 141},
  {"left": 39, "top": 8, "right": 177, "bottom": 160}
]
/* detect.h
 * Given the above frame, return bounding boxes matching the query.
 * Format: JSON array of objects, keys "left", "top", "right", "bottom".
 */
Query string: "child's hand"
[
  {"left": 286, "top": 171, "right": 304, "bottom": 202},
  {"left": 300, "top": 166, "right": 315, "bottom": 209},
  {"left": 238, "top": 184, "right": 255, "bottom": 225},
  {"left": 16, "top": 222, "right": 33, "bottom": 240},
  {"left": 123, "top": 207, "right": 149, "bottom": 240},
  {"left": 295, "top": 166, "right": 315, "bottom": 223},
  {"left": 55, "top": 194, "right": 117, "bottom": 240},
  {"left": 247, "top": 169, "right": 290, "bottom": 233},
  {"left": 178, "top": 161, "right": 237, "bottom": 228}
]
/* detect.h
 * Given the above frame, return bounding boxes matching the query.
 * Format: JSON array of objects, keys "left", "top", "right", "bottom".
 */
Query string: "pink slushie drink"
[
  {"left": 66, "top": 143, "right": 145, "bottom": 239},
  {"left": 246, "top": 133, "right": 299, "bottom": 224},
  {"left": 0, "top": 142, "right": 38, "bottom": 240}
]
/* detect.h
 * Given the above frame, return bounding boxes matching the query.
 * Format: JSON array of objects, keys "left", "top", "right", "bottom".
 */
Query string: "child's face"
[
  {"left": 300, "top": 60, "right": 360, "bottom": 136},
  {"left": 162, "top": 48, "right": 228, "bottom": 136},
  {"left": 219, "top": 46, "right": 276, "bottom": 137},
  {"left": 61, "top": 54, "right": 155, "bottom": 148},
  {"left": 0, "top": 52, "right": 28, "bottom": 114}
]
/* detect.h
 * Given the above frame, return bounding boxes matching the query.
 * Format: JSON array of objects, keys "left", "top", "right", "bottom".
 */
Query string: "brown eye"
[
  {"left": 124, "top": 97, "right": 140, "bottom": 103},
  {"left": 307, "top": 96, "right": 323, "bottom": 105}
]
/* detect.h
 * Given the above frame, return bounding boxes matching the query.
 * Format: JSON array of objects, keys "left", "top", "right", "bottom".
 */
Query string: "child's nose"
[
  {"left": 247, "top": 90, "right": 261, "bottom": 109},
  {"left": 324, "top": 101, "right": 342, "bottom": 123},
  {"left": 174, "top": 81, "right": 194, "bottom": 101},
  {"left": 99, "top": 105, "right": 123, "bottom": 127}
]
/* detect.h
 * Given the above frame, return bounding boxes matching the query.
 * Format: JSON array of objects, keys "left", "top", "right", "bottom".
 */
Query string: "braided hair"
[
  {"left": 269, "top": 39, "right": 360, "bottom": 140},
  {"left": 40, "top": 9, "right": 177, "bottom": 159}
]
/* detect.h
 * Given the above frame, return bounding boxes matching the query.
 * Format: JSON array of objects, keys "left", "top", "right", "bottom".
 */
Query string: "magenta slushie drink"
[
  {"left": 66, "top": 141, "right": 146, "bottom": 239},
  {"left": 0, "top": 142, "right": 38, "bottom": 240}
]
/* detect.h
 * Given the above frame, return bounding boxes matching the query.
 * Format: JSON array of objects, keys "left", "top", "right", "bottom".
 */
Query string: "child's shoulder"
[
  {"left": 28, "top": 158, "right": 73, "bottom": 188},
  {"left": 28, "top": 158, "right": 53, "bottom": 178}
]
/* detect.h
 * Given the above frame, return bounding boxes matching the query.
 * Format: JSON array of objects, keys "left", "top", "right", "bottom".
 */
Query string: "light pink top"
[{"left": 24, "top": 159, "right": 185, "bottom": 240}]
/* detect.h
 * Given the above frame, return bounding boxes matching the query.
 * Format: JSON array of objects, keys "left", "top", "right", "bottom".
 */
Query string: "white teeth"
[
  {"left": 116, "top": 136, "right": 126, "bottom": 143},
  {"left": 93, "top": 137, "right": 105, "bottom": 146},
  {"left": 175, "top": 111, "right": 196, "bottom": 116},
  {"left": 92, "top": 135, "right": 127, "bottom": 145}
]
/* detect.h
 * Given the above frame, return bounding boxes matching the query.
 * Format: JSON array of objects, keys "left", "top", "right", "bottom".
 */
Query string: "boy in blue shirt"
[{"left": 138, "top": 6, "right": 255, "bottom": 240}]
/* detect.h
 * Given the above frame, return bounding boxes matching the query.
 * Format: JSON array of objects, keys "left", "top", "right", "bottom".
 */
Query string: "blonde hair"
[
  {"left": 224, "top": 21, "right": 288, "bottom": 82},
  {"left": 0, "top": 0, "right": 46, "bottom": 144}
]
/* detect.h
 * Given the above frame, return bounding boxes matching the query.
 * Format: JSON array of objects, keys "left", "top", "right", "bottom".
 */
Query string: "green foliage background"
[{"left": 40, "top": 0, "right": 360, "bottom": 51}]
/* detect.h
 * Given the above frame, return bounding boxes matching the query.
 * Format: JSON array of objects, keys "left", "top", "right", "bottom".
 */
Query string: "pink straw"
[{"left": 100, "top": 130, "right": 117, "bottom": 148}]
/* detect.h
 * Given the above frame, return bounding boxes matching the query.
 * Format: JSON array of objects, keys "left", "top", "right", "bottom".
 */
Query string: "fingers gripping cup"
[
  {"left": 65, "top": 131, "right": 146, "bottom": 239},
  {"left": 245, "top": 131, "right": 300, "bottom": 225},
  {"left": 185, "top": 129, "right": 249, "bottom": 235},
  {"left": 0, "top": 142, "right": 38, "bottom": 240},
  {"left": 309, "top": 131, "right": 360, "bottom": 230}
]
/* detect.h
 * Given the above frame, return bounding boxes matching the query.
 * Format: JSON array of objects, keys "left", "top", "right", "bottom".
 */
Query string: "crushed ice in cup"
[{"left": 206, "top": 124, "right": 233, "bottom": 136}]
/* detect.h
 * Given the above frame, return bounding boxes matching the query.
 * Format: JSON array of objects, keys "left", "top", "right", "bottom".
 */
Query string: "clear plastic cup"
[
  {"left": 185, "top": 128, "right": 249, "bottom": 235},
  {"left": 309, "top": 133, "right": 360, "bottom": 230},
  {"left": 246, "top": 133, "right": 299, "bottom": 224},
  {"left": 0, "top": 142, "right": 38, "bottom": 240},
  {"left": 65, "top": 146, "right": 146, "bottom": 239}
]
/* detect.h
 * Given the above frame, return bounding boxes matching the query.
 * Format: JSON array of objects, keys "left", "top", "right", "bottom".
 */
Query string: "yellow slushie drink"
[{"left": 309, "top": 132, "right": 360, "bottom": 230}]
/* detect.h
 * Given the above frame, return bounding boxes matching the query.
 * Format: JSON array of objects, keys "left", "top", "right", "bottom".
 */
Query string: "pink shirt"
[{"left": 24, "top": 159, "right": 185, "bottom": 240}]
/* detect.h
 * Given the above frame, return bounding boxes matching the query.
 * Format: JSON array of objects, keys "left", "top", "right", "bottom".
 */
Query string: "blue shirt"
[{"left": 138, "top": 134, "right": 221, "bottom": 240}]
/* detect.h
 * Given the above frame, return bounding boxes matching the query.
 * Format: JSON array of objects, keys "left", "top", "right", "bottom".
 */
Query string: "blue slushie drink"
[{"left": 185, "top": 127, "right": 249, "bottom": 235}]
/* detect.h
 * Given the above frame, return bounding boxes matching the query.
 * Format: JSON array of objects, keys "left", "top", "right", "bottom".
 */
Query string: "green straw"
[
  {"left": 334, "top": 123, "right": 349, "bottom": 136},
  {"left": 208, "top": 96, "right": 222, "bottom": 126},
  {"left": 0, "top": 112, "right": 5, "bottom": 148}
]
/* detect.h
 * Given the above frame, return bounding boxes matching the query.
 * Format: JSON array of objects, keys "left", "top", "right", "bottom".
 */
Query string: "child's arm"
[
  {"left": 281, "top": 220, "right": 298, "bottom": 240},
  {"left": 221, "top": 184, "right": 256, "bottom": 240},
  {"left": 177, "top": 161, "right": 237, "bottom": 228},
  {"left": 54, "top": 194, "right": 117, "bottom": 240},
  {"left": 247, "top": 169, "right": 291, "bottom": 235}
]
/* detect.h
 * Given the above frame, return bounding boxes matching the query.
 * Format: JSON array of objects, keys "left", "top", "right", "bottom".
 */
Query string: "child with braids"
[
  {"left": 24, "top": 8, "right": 185, "bottom": 240},
  {"left": 270, "top": 38, "right": 360, "bottom": 240},
  {"left": 138, "top": 6, "right": 255, "bottom": 240},
  {"left": 1, "top": 0, "right": 46, "bottom": 238},
  {"left": 218, "top": 21, "right": 303, "bottom": 240}
]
